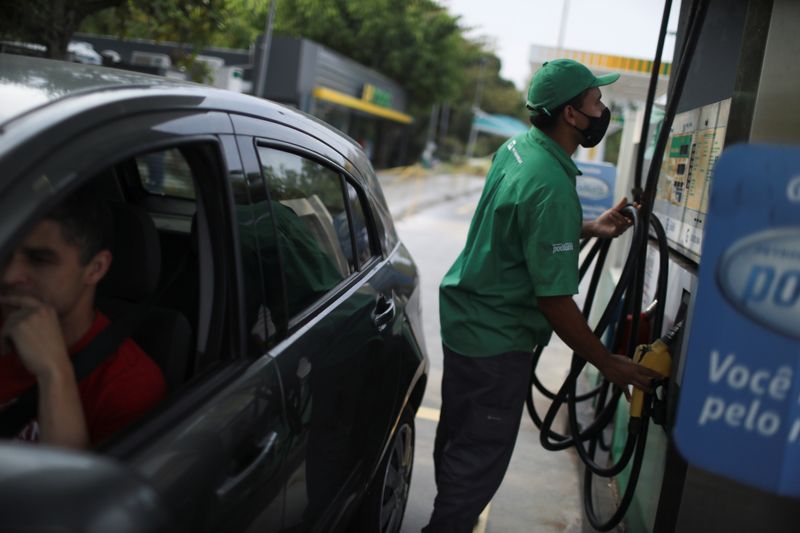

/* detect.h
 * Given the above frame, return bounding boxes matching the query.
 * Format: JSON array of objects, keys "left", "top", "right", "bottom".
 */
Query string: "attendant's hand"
[
  {"left": 592, "top": 197, "right": 637, "bottom": 239},
  {"left": 598, "top": 353, "right": 662, "bottom": 401}
]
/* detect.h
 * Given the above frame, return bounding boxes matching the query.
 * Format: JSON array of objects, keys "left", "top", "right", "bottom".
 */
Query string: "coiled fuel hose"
[{"left": 526, "top": 0, "right": 709, "bottom": 530}]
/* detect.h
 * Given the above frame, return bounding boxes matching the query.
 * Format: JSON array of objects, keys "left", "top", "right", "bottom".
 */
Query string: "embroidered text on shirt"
[{"left": 552, "top": 242, "right": 574, "bottom": 254}]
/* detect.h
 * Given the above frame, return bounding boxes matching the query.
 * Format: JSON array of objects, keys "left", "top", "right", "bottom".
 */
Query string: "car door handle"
[
  {"left": 216, "top": 431, "right": 278, "bottom": 500},
  {"left": 373, "top": 294, "right": 396, "bottom": 332}
]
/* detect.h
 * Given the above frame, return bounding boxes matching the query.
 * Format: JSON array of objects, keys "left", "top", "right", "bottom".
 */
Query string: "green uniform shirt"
[{"left": 440, "top": 126, "right": 583, "bottom": 357}]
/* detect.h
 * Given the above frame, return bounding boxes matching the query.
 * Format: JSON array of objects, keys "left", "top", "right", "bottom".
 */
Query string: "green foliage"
[
  {"left": 265, "top": 0, "right": 481, "bottom": 159},
  {"left": 78, "top": 0, "right": 526, "bottom": 160},
  {"left": 272, "top": 0, "right": 464, "bottom": 112},
  {"left": 438, "top": 46, "right": 528, "bottom": 160},
  {"left": 0, "top": 0, "right": 228, "bottom": 64},
  {"left": 81, "top": 0, "right": 227, "bottom": 81},
  {"left": 81, "top": 0, "right": 227, "bottom": 49},
  {"left": 267, "top": 0, "right": 528, "bottom": 160},
  {"left": 173, "top": 53, "right": 215, "bottom": 83},
  {"left": 0, "top": 0, "right": 126, "bottom": 58},
  {"left": 208, "top": 0, "right": 275, "bottom": 50}
]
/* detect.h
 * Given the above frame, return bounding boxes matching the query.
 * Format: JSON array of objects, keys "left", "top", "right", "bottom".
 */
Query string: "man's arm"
[
  {"left": 0, "top": 296, "right": 89, "bottom": 448},
  {"left": 36, "top": 357, "right": 89, "bottom": 448},
  {"left": 538, "top": 295, "right": 661, "bottom": 394}
]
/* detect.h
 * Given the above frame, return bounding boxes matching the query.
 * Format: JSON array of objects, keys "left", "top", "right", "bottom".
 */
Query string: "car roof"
[
  {"left": 0, "top": 53, "right": 186, "bottom": 125},
  {"left": 0, "top": 54, "right": 395, "bottom": 248},
  {"left": 0, "top": 54, "right": 371, "bottom": 177}
]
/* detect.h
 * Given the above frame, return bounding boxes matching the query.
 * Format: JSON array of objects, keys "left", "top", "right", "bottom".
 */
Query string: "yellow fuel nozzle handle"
[{"left": 630, "top": 339, "right": 672, "bottom": 419}]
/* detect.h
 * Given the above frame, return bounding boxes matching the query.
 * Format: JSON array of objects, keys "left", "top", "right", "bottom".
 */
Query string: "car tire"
[{"left": 353, "top": 406, "right": 415, "bottom": 533}]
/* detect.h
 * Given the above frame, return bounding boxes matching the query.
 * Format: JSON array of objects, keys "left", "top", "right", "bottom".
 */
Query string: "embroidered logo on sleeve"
[
  {"left": 507, "top": 139, "right": 523, "bottom": 164},
  {"left": 552, "top": 242, "right": 575, "bottom": 254}
]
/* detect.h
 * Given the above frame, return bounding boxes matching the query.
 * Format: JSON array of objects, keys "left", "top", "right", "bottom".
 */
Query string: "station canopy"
[
  {"left": 472, "top": 108, "right": 529, "bottom": 138},
  {"left": 528, "top": 45, "right": 671, "bottom": 107}
]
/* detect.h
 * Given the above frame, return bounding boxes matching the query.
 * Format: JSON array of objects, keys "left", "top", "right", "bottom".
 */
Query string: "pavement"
[
  {"left": 376, "top": 167, "right": 487, "bottom": 221},
  {"left": 378, "top": 168, "right": 591, "bottom": 533}
]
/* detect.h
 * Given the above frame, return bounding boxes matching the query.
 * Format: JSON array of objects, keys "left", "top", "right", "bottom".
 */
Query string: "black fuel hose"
[
  {"left": 536, "top": 204, "right": 645, "bottom": 451},
  {"left": 624, "top": 0, "right": 708, "bottom": 389},
  {"left": 525, "top": 0, "right": 709, "bottom": 529},
  {"left": 633, "top": 0, "right": 675, "bottom": 202}
]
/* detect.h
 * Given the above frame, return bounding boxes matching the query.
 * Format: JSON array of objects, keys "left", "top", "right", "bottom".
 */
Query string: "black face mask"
[{"left": 573, "top": 107, "right": 610, "bottom": 148}]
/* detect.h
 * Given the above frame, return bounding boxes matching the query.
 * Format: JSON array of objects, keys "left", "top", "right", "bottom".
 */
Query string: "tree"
[
  {"left": 81, "top": 0, "right": 227, "bottom": 51},
  {"left": 206, "top": 0, "right": 274, "bottom": 50},
  {"left": 270, "top": 0, "right": 480, "bottom": 158},
  {"left": 436, "top": 39, "right": 529, "bottom": 160},
  {"left": 272, "top": 0, "right": 464, "bottom": 113},
  {"left": 80, "top": 0, "right": 227, "bottom": 81},
  {"left": 78, "top": 0, "right": 525, "bottom": 160},
  {"left": 0, "top": 0, "right": 227, "bottom": 61},
  {"left": 0, "top": 0, "right": 125, "bottom": 58}
]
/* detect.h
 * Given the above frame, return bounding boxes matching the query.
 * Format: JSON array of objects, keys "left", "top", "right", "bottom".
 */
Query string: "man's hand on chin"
[
  {"left": 0, "top": 294, "right": 70, "bottom": 378},
  {"left": 0, "top": 293, "right": 88, "bottom": 448}
]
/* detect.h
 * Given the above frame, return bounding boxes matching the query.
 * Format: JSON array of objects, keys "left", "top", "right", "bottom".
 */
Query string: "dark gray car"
[{"left": 0, "top": 54, "right": 428, "bottom": 533}]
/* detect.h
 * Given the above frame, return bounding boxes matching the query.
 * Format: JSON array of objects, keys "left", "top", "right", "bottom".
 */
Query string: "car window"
[
  {"left": 126, "top": 143, "right": 231, "bottom": 371},
  {"left": 345, "top": 181, "right": 374, "bottom": 268},
  {"left": 136, "top": 148, "right": 196, "bottom": 199},
  {"left": 231, "top": 159, "right": 284, "bottom": 350},
  {"left": 256, "top": 146, "right": 355, "bottom": 318}
]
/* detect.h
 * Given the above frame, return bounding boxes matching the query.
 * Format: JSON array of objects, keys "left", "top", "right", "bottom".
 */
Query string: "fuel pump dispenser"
[{"left": 528, "top": 0, "right": 800, "bottom": 531}]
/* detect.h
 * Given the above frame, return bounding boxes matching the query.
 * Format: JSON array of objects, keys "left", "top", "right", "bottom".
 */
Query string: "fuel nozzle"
[{"left": 630, "top": 321, "right": 683, "bottom": 420}]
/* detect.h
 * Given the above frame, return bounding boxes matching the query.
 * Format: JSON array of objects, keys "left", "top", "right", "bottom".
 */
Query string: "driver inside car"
[{"left": 0, "top": 186, "right": 166, "bottom": 448}]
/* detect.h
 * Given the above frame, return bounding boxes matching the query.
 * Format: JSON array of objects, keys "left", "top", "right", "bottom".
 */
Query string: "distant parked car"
[
  {"left": 0, "top": 40, "right": 102, "bottom": 65},
  {"left": 68, "top": 40, "right": 102, "bottom": 64},
  {"left": 0, "top": 54, "right": 428, "bottom": 533},
  {"left": 100, "top": 49, "right": 122, "bottom": 64}
]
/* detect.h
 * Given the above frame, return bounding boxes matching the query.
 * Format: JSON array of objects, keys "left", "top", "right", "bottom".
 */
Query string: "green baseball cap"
[{"left": 526, "top": 59, "right": 620, "bottom": 116}]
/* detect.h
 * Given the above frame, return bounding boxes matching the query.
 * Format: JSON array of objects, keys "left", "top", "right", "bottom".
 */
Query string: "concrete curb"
[
  {"left": 377, "top": 173, "right": 485, "bottom": 221},
  {"left": 391, "top": 184, "right": 485, "bottom": 221}
]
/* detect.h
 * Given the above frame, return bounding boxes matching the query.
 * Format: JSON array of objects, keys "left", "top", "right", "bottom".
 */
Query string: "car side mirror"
[{"left": 0, "top": 442, "right": 172, "bottom": 533}]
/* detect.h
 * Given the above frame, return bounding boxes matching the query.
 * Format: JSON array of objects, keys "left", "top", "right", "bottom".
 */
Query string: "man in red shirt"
[{"left": 0, "top": 188, "right": 166, "bottom": 448}]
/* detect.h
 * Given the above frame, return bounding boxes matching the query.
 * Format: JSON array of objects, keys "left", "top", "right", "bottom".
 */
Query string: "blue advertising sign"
[
  {"left": 575, "top": 161, "right": 616, "bottom": 220},
  {"left": 674, "top": 144, "right": 800, "bottom": 497}
]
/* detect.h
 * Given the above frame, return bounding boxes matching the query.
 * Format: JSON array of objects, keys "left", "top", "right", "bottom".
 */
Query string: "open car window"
[{"left": 136, "top": 148, "right": 197, "bottom": 200}]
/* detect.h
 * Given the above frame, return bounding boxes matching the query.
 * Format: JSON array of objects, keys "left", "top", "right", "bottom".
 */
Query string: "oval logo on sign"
[
  {"left": 576, "top": 176, "right": 609, "bottom": 200},
  {"left": 717, "top": 227, "right": 800, "bottom": 340},
  {"left": 788, "top": 176, "right": 800, "bottom": 203}
]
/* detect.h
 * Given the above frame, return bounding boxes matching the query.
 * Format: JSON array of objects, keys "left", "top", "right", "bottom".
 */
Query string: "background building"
[{"left": 76, "top": 33, "right": 412, "bottom": 168}]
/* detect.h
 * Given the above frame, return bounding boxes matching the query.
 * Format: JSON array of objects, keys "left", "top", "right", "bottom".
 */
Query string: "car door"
[
  {"left": 113, "top": 129, "right": 291, "bottom": 533},
  {"left": 0, "top": 107, "right": 291, "bottom": 532},
  {"left": 231, "top": 115, "right": 402, "bottom": 531}
]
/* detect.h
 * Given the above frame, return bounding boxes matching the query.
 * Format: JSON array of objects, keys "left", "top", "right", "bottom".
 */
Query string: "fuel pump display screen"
[{"left": 652, "top": 98, "right": 731, "bottom": 262}]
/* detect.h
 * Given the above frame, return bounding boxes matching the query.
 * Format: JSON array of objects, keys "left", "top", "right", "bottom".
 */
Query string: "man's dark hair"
[
  {"left": 46, "top": 185, "right": 112, "bottom": 265},
  {"left": 530, "top": 89, "right": 589, "bottom": 131}
]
